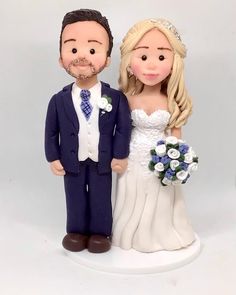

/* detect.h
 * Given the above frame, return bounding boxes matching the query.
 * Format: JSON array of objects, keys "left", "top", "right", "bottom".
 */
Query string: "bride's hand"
[{"left": 111, "top": 158, "right": 128, "bottom": 174}]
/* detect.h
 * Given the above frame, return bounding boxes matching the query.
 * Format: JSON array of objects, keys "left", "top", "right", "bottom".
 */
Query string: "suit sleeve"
[
  {"left": 44, "top": 95, "right": 60, "bottom": 162},
  {"left": 113, "top": 92, "right": 131, "bottom": 159}
]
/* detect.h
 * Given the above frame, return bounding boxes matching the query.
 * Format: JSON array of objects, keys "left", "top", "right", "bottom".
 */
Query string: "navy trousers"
[{"left": 63, "top": 159, "right": 112, "bottom": 236}]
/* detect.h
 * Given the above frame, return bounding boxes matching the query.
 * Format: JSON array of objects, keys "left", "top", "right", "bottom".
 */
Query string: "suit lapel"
[
  {"left": 99, "top": 82, "right": 111, "bottom": 129},
  {"left": 62, "top": 84, "right": 79, "bottom": 131}
]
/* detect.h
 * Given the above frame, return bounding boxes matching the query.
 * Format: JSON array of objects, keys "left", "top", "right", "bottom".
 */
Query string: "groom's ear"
[
  {"left": 59, "top": 56, "right": 63, "bottom": 67},
  {"left": 105, "top": 57, "right": 111, "bottom": 67}
]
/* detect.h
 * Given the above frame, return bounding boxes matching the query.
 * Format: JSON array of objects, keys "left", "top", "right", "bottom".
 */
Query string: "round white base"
[{"left": 64, "top": 234, "right": 201, "bottom": 274}]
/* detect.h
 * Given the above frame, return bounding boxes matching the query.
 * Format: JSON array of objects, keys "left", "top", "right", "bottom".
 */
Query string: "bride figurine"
[{"left": 112, "top": 19, "right": 195, "bottom": 252}]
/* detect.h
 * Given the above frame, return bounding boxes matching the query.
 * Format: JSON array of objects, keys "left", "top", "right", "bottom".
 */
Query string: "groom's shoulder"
[
  {"left": 101, "top": 81, "right": 126, "bottom": 99},
  {"left": 50, "top": 83, "right": 73, "bottom": 100}
]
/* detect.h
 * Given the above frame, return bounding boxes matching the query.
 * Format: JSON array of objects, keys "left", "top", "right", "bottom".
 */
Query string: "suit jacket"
[{"left": 45, "top": 82, "right": 131, "bottom": 174}]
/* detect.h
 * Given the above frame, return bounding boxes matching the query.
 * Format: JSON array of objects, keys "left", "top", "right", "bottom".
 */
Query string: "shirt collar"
[{"left": 72, "top": 81, "right": 101, "bottom": 99}]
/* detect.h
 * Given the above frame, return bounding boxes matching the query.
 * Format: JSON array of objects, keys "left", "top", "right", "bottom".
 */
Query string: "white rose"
[
  {"left": 97, "top": 97, "right": 108, "bottom": 109},
  {"left": 154, "top": 162, "right": 164, "bottom": 172},
  {"left": 154, "top": 170, "right": 159, "bottom": 176},
  {"left": 176, "top": 170, "right": 188, "bottom": 181},
  {"left": 188, "top": 162, "right": 198, "bottom": 174},
  {"left": 167, "top": 148, "right": 180, "bottom": 159},
  {"left": 155, "top": 144, "right": 166, "bottom": 156},
  {"left": 184, "top": 152, "right": 193, "bottom": 164},
  {"left": 165, "top": 136, "right": 178, "bottom": 145},
  {"left": 170, "top": 160, "right": 180, "bottom": 171},
  {"left": 162, "top": 177, "right": 172, "bottom": 186},
  {"left": 188, "top": 147, "right": 197, "bottom": 158},
  {"left": 178, "top": 139, "right": 185, "bottom": 144},
  {"left": 105, "top": 103, "right": 112, "bottom": 112}
]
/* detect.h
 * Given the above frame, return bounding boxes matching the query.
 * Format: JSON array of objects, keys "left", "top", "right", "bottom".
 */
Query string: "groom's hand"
[
  {"left": 50, "top": 160, "right": 66, "bottom": 176},
  {"left": 111, "top": 158, "right": 128, "bottom": 174}
]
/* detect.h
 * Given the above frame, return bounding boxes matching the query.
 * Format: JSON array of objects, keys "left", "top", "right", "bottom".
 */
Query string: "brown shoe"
[
  {"left": 62, "top": 233, "right": 88, "bottom": 252},
  {"left": 87, "top": 235, "right": 111, "bottom": 253}
]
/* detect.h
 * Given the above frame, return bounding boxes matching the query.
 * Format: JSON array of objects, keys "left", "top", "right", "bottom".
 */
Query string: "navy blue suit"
[{"left": 45, "top": 82, "right": 131, "bottom": 236}]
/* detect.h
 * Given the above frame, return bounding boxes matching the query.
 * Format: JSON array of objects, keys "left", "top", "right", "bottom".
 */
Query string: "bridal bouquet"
[{"left": 149, "top": 136, "right": 198, "bottom": 186}]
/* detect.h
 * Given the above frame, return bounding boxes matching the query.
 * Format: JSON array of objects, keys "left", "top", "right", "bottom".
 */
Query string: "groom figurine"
[{"left": 45, "top": 9, "right": 131, "bottom": 253}]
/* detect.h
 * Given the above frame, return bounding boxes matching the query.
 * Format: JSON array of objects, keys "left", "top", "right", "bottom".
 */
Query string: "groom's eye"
[
  {"left": 90, "top": 48, "right": 96, "bottom": 55},
  {"left": 72, "top": 48, "right": 77, "bottom": 54}
]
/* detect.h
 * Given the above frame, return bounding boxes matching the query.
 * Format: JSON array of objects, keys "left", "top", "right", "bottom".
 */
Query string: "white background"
[{"left": 0, "top": 0, "right": 235, "bottom": 294}]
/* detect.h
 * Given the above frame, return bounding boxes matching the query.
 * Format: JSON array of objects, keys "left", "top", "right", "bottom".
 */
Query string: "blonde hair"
[{"left": 119, "top": 19, "right": 192, "bottom": 128}]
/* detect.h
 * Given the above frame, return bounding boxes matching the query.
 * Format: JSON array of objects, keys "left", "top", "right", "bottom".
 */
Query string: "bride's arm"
[{"left": 171, "top": 127, "right": 182, "bottom": 139}]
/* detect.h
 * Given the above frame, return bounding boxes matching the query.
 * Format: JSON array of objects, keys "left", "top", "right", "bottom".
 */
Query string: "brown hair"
[{"left": 59, "top": 9, "right": 113, "bottom": 56}]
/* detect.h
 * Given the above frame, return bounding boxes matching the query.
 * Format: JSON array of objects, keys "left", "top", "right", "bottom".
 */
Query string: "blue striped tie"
[{"left": 80, "top": 89, "right": 93, "bottom": 120}]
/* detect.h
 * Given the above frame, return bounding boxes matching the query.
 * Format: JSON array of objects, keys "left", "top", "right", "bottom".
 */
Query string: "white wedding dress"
[{"left": 112, "top": 109, "right": 195, "bottom": 252}]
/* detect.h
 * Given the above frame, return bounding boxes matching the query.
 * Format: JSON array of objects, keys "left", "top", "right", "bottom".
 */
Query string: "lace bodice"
[{"left": 128, "top": 109, "right": 170, "bottom": 174}]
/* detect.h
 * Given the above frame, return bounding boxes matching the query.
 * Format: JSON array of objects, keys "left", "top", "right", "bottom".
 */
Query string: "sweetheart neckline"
[{"left": 131, "top": 108, "right": 170, "bottom": 117}]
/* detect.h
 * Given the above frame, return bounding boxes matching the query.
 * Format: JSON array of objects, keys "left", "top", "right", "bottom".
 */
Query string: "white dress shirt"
[{"left": 72, "top": 82, "right": 101, "bottom": 162}]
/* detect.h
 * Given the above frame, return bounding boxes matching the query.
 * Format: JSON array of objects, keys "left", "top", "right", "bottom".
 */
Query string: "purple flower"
[
  {"left": 161, "top": 155, "right": 171, "bottom": 164},
  {"left": 165, "top": 173, "right": 173, "bottom": 180},
  {"left": 180, "top": 162, "right": 188, "bottom": 171},
  {"left": 167, "top": 168, "right": 175, "bottom": 176},
  {"left": 157, "top": 140, "right": 165, "bottom": 146},
  {"left": 152, "top": 155, "right": 160, "bottom": 163},
  {"left": 165, "top": 168, "right": 175, "bottom": 179},
  {"left": 179, "top": 144, "right": 189, "bottom": 154}
]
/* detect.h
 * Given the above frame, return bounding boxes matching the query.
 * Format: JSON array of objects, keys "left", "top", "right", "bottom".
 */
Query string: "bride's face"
[{"left": 130, "top": 28, "right": 174, "bottom": 86}]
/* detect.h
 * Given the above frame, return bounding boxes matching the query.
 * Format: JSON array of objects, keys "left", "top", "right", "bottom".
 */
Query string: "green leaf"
[
  {"left": 102, "top": 95, "right": 112, "bottom": 104},
  {"left": 178, "top": 155, "right": 185, "bottom": 161},
  {"left": 193, "top": 157, "right": 199, "bottom": 163},
  {"left": 159, "top": 171, "right": 165, "bottom": 178},
  {"left": 150, "top": 149, "right": 156, "bottom": 155},
  {"left": 107, "top": 97, "right": 112, "bottom": 104},
  {"left": 166, "top": 143, "right": 179, "bottom": 150},
  {"left": 164, "top": 163, "right": 170, "bottom": 170},
  {"left": 149, "top": 161, "right": 155, "bottom": 171},
  {"left": 166, "top": 143, "right": 174, "bottom": 149},
  {"left": 175, "top": 166, "right": 182, "bottom": 172}
]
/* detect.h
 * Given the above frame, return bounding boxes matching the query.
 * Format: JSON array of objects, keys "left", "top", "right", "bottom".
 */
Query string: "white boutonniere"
[{"left": 97, "top": 95, "right": 112, "bottom": 115}]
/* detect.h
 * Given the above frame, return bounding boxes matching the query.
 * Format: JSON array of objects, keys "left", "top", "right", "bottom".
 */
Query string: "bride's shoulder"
[
  {"left": 126, "top": 94, "right": 137, "bottom": 101},
  {"left": 126, "top": 94, "right": 141, "bottom": 109}
]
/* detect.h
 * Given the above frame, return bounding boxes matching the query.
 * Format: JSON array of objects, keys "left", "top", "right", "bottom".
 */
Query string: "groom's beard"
[{"left": 62, "top": 57, "right": 107, "bottom": 80}]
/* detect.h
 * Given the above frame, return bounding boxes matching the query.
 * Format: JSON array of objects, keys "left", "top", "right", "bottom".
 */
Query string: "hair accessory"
[{"left": 149, "top": 19, "right": 181, "bottom": 41}]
